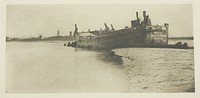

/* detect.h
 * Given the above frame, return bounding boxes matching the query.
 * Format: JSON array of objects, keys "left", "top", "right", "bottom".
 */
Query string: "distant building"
[{"left": 43, "top": 30, "right": 75, "bottom": 41}]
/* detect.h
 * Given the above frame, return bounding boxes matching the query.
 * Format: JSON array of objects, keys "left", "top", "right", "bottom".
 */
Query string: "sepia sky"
[{"left": 6, "top": 4, "right": 192, "bottom": 38}]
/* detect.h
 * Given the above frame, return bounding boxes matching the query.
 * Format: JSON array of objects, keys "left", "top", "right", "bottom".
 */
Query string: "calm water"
[{"left": 6, "top": 40, "right": 194, "bottom": 93}]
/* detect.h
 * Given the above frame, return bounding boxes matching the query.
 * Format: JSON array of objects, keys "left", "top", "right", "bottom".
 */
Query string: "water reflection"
[{"left": 95, "top": 50, "right": 124, "bottom": 69}]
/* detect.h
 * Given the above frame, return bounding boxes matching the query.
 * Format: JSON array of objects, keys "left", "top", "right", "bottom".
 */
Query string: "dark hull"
[{"left": 70, "top": 11, "right": 192, "bottom": 50}]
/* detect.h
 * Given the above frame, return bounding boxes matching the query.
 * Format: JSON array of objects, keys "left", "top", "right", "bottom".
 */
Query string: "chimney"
[
  {"left": 143, "top": 11, "right": 146, "bottom": 18},
  {"left": 75, "top": 24, "right": 77, "bottom": 29},
  {"left": 164, "top": 23, "right": 169, "bottom": 44},
  {"left": 136, "top": 12, "right": 139, "bottom": 19},
  {"left": 136, "top": 11, "right": 140, "bottom": 25},
  {"left": 74, "top": 24, "right": 78, "bottom": 33},
  {"left": 143, "top": 11, "right": 147, "bottom": 25}
]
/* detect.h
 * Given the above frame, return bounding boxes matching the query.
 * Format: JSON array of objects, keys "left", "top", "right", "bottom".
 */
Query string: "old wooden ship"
[{"left": 67, "top": 11, "right": 191, "bottom": 49}]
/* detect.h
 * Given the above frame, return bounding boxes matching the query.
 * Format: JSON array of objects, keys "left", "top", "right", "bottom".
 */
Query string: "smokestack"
[
  {"left": 74, "top": 24, "right": 78, "bottom": 32},
  {"left": 143, "top": 11, "right": 146, "bottom": 18},
  {"left": 164, "top": 23, "right": 169, "bottom": 44},
  {"left": 136, "top": 12, "right": 139, "bottom": 19},
  {"left": 75, "top": 24, "right": 77, "bottom": 29},
  {"left": 143, "top": 11, "right": 147, "bottom": 25},
  {"left": 136, "top": 11, "right": 140, "bottom": 25}
]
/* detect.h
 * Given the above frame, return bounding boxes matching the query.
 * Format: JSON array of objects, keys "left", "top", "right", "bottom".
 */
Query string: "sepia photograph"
[{"left": 5, "top": 4, "right": 195, "bottom": 93}]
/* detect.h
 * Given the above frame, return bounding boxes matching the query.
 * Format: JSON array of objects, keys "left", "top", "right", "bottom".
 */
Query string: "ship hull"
[
  {"left": 70, "top": 11, "right": 191, "bottom": 50},
  {"left": 76, "top": 27, "right": 154, "bottom": 49}
]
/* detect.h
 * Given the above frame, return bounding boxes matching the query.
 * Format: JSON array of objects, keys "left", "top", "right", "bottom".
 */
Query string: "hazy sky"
[{"left": 7, "top": 4, "right": 192, "bottom": 38}]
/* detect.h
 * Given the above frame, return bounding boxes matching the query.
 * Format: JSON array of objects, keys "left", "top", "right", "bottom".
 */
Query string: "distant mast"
[{"left": 57, "top": 29, "right": 60, "bottom": 36}]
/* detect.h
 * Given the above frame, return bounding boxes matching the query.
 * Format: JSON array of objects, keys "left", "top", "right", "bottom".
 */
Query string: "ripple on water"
[{"left": 113, "top": 47, "right": 194, "bottom": 93}]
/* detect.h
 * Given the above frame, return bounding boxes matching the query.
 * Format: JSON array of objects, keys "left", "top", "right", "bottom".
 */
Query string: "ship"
[{"left": 67, "top": 11, "right": 192, "bottom": 49}]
